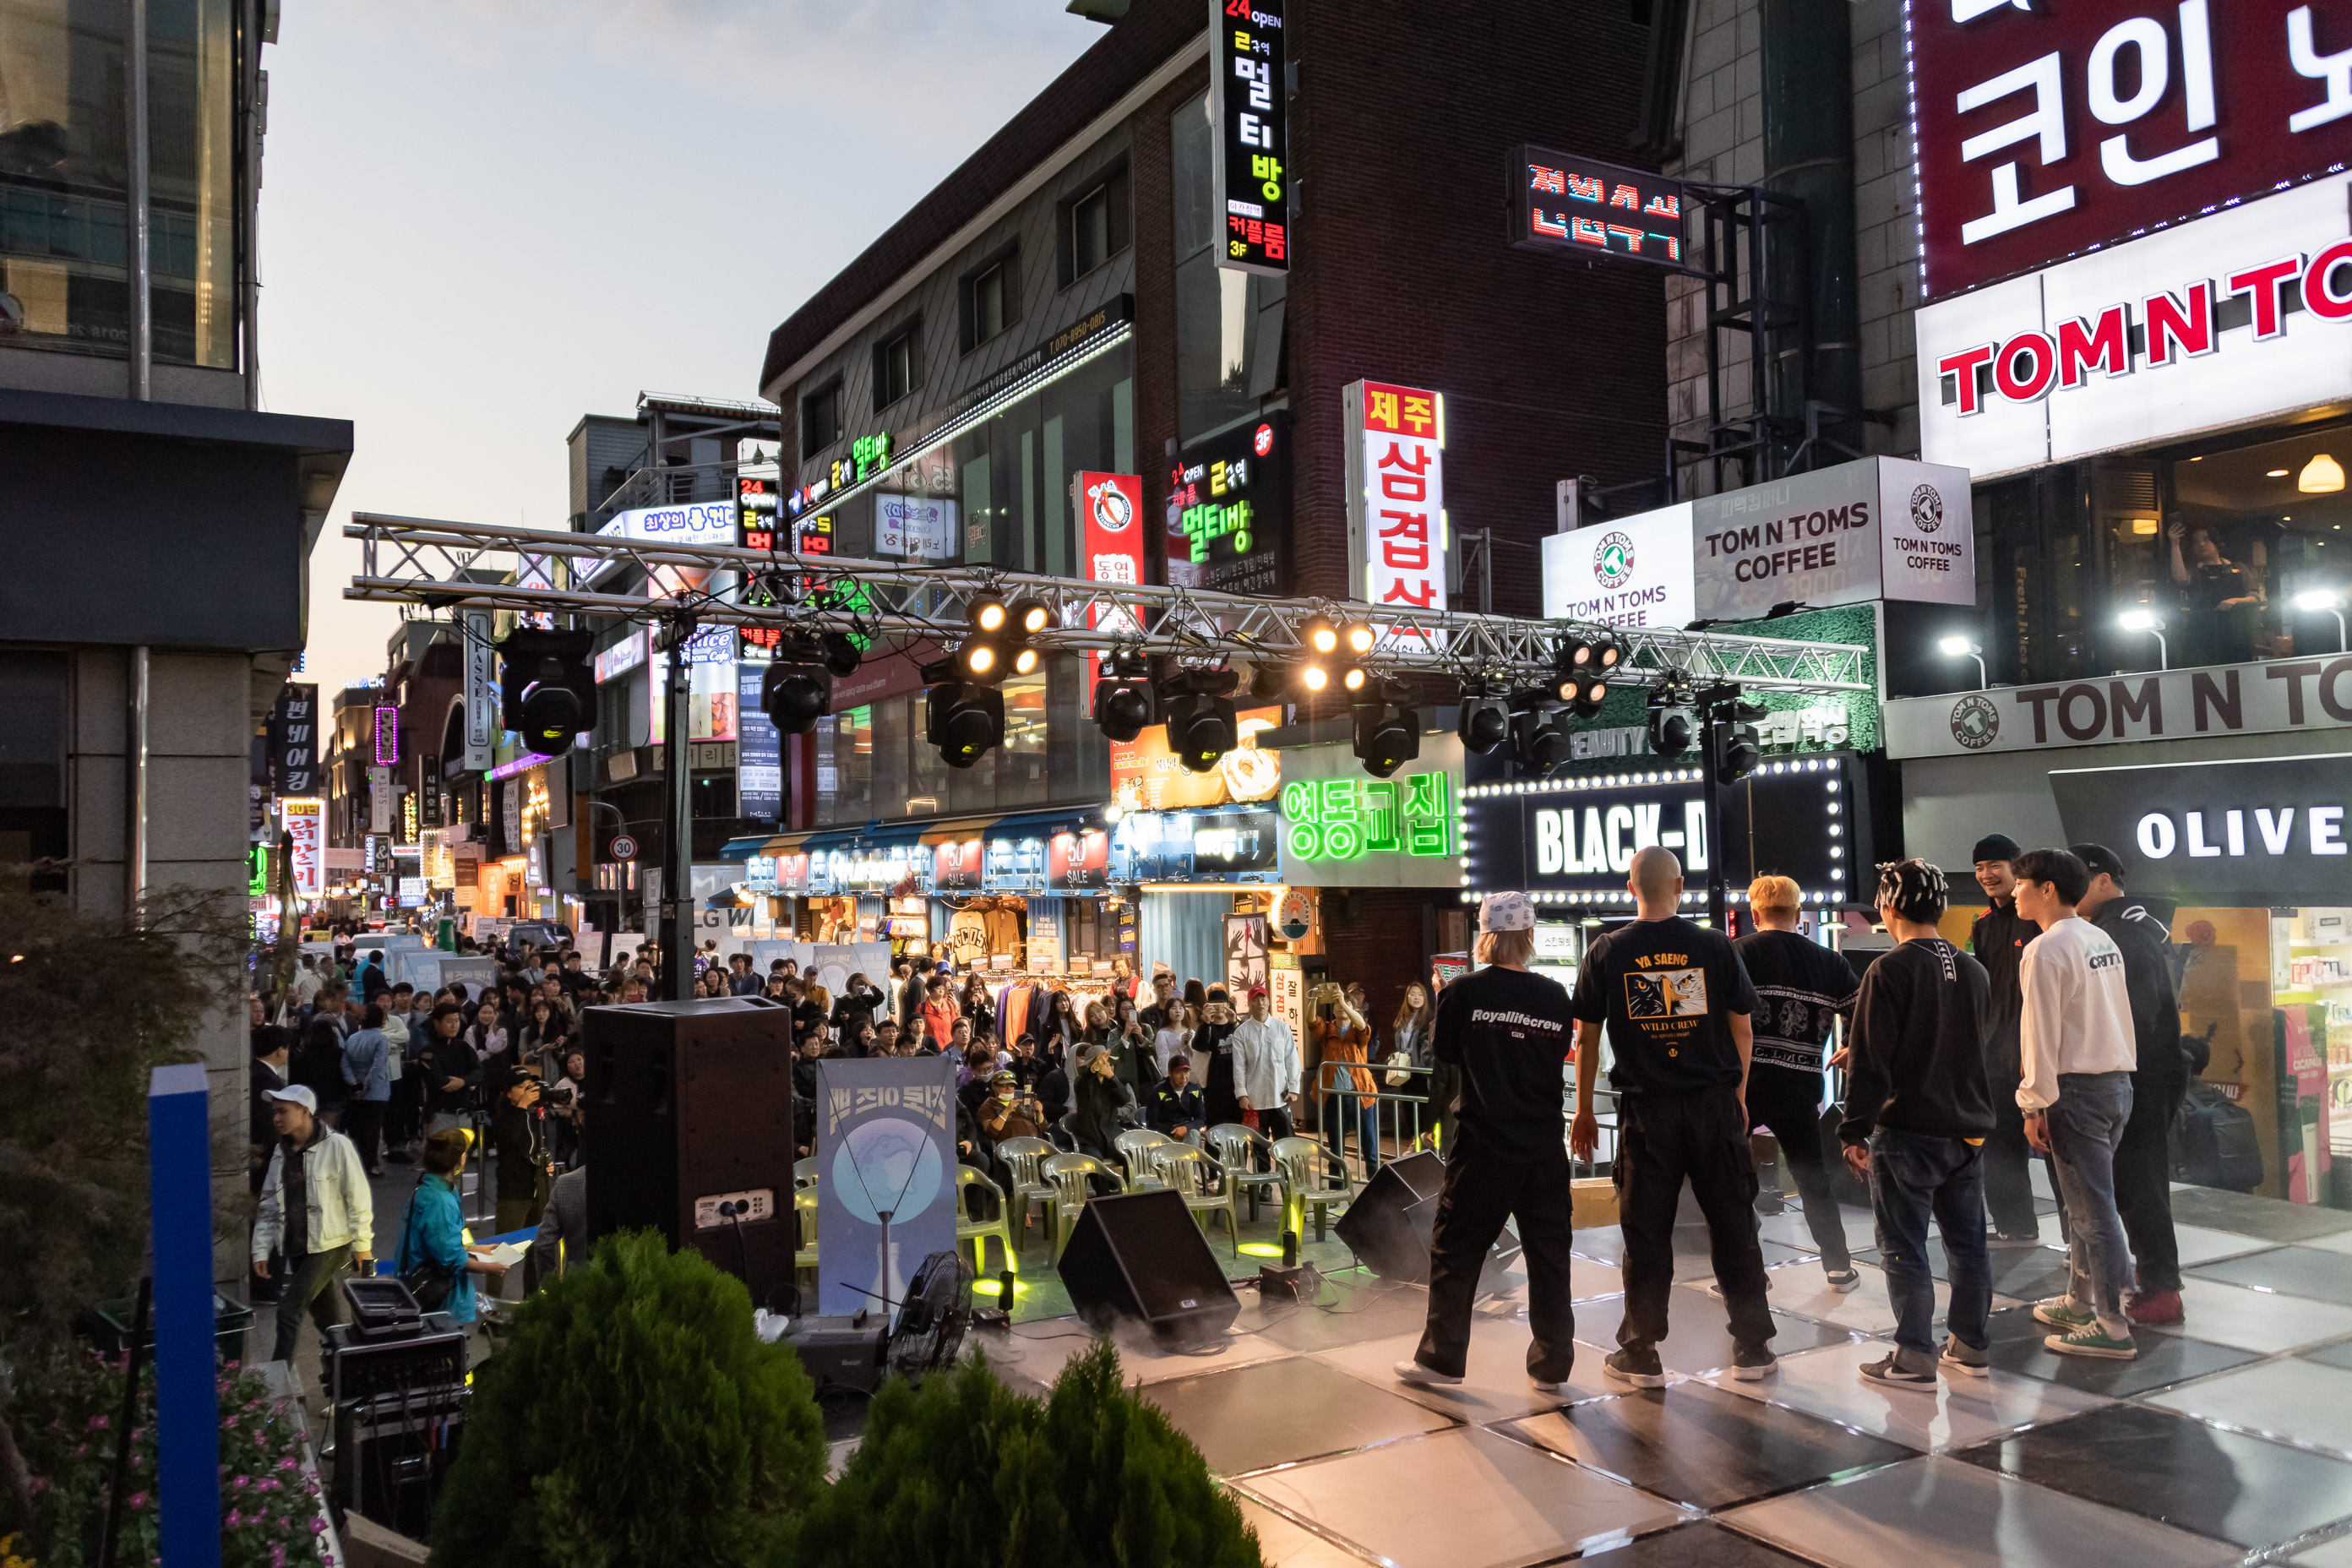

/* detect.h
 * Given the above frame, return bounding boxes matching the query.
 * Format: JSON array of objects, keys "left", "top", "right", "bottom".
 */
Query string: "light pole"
[
  {"left": 2116, "top": 608, "right": 2169, "bottom": 672},
  {"left": 1938, "top": 634, "right": 1987, "bottom": 690},
  {"left": 2295, "top": 587, "right": 2348, "bottom": 652}
]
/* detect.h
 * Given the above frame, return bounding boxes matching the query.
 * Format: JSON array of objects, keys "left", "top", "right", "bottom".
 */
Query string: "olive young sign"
[
  {"left": 1462, "top": 757, "right": 1862, "bottom": 906},
  {"left": 2050, "top": 754, "right": 2350, "bottom": 904},
  {"left": 1919, "top": 172, "right": 2352, "bottom": 476},
  {"left": 1539, "top": 456, "right": 1974, "bottom": 623},
  {"left": 1882, "top": 652, "right": 2352, "bottom": 758}
]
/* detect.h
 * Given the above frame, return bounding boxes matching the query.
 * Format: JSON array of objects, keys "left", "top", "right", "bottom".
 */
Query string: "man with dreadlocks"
[{"left": 1838, "top": 858, "right": 1998, "bottom": 1391}]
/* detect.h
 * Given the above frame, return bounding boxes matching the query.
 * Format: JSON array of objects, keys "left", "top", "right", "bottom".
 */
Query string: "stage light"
[
  {"left": 1159, "top": 668, "right": 1240, "bottom": 772},
  {"left": 1646, "top": 686, "right": 1694, "bottom": 758},
  {"left": 496, "top": 629, "right": 596, "bottom": 758},
  {"left": 1301, "top": 664, "right": 1331, "bottom": 694},
  {"left": 820, "top": 630, "right": 863, "bottom": 678},
  {"left": 926, "top": 680, "right": 1004, "bottom": 768},
  {"left": 1567, "top": 676, "right": 1609, "bottom": 719},
  {"left": 969, "top": 596, "right": 1009, "bottom": 635},
  {"left": 1007, "top": 597, "right": 1053, "bottom": 636},
  {"left": 760, "top": 653, "right": 832, "bottom": 735},
  {"left": 1456, "top": 687, "right": 1510, "bottom": 754},
  {"left": 1341, "top": 621, "right": 1375, "bottom": 655},
  {"left": 1509, "top": 704, "right": 1570, "bottom": 774},
  {"left": 1303, "top": 614, "right": 1340, "bottom": 655},
  {"left": 1011, "top": 645, "right": 1041, "bottom": 675},
  {"left": 1341, "top": 664, "right": 1369, "bottom": 694},
  {"left": 958, "top": 639, "right": 1004, "bottom": 683},
  {"left": 1091, "top": 649, "right": 1157, "bottom": 743},
  {"left": 1715, "top": 696, "right": 1766, "bottom": 786},
  {"left": 1353, "top": 701, "right": 1420, "bottom": 779}
]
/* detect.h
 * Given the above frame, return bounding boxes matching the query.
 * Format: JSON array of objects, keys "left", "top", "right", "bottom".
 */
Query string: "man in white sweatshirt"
[
  {"left": 2014, "top": 847, "right": 2139, "bottom": 1359},
  {"left": 1231, "top": 986, "right": 1301, "bottom": 1141}
]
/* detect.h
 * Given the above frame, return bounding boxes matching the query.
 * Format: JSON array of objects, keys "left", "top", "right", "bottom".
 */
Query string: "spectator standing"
[
  {"left": 1152, "top": 1003, "right": 1197, "bottom": 1081},
  {"left": 1067, "top": 1043, "right": 1134, "bottom": 1162},
  {"left": 340, "top": 1004, "right": 394, "bottom": 1177},
  {"left": 2017, "top": 847, "right": 2142, "bottom": 1358},
  {"left": 1732, "top": 876, "right": 1862, "bottom": 1290},
  {"left": 395, "top": 1130, "right": 508, "bottom": 1342},
  {"left": 1570, "top": 847, "right": 1774, "bottom": 1386},
  {"left": 1969, "top": 834, "right": 2044, "bottom": 1241},
  {"left": 1313, "top": 983, "right": 1381, "bottom": 1173},
  {"left": 252, "top": 1086, "right": 373, "bottom": 1364},
  {"left": 1231, "top": 987, "right": 1300, "bottom": 1140},
  {"left": 290, "top": 1017, "right": 349, "bottom": 1128},
  {"left": 532, "top": 1158, "right": 591, "bottom": 1282},
  {"left": 249, "top": 1026, "right": 291, "bottom": 1197},
  {"left": 489, "top": 1067, "right": 556, "bottom": 1252},
  {"left": 1839, "top": 861, "right": 1996, "bottom": 1389},
  {"left": 2072, "top": 842, "right": 2188, "bottom": 1327},
  {"left": 921, "top": 976, "right": 961, "bottom": 1053},
  {"left": 416, "top": 1002, "right": 482, "bottom": 1135}
]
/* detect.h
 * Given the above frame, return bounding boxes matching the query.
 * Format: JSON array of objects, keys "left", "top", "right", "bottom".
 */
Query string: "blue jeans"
[
  {"left": 1870, "top": 1129, "right": 1991, "bottom": 1367},
  {"left": 2044, "top": 1071, "right": 2135, "bottom": 1336},
  {"left": 1327, "top": 1087, "right": 1381, "bottom": 1173}
]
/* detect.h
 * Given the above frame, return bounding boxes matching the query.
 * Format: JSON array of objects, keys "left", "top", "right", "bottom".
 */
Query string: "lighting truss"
[{"left": 345, "top": 513, "right": 1872, "bottom": 696}]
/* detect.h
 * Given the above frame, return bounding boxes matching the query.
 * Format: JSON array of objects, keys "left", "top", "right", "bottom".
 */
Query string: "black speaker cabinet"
[
  {"left": 1058, "top": 1189, "right": 1240, "bottom": 1348},
  {"left": 584, "top": 999, "right": 796, "bottom": 1308},
  {"left": 1335, "top": 1151, "right": 1519, "bottom": 1287}
]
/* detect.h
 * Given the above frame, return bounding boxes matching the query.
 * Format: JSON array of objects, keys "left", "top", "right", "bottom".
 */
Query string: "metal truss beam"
[{"left": 345, "top": 512, "right": 1871, "bottom": 694}]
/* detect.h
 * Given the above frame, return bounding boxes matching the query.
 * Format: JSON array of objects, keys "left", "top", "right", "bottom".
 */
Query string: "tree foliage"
[
  {"left": 786, "top": 1341, "right": 1261, "bottom": 1568},
  {"left": 428, "top": 1229, "right": 827, "bottom": 1568}
]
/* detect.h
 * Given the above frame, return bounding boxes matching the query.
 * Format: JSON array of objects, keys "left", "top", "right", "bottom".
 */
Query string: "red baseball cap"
[{"left": 1247, "top": 985, "right": 1269, "bottom": 1000}]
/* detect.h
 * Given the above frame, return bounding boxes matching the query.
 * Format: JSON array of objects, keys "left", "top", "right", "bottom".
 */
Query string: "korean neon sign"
[
  {"left": 373, "top": 705, "right": 400, "bottom": 766},
  {"left": 1211, "top": 0, "right": 1288, "bottom": 275},
  {"left": 1508, "top": 146, "right": 1686, "bottom": 268},
  {"left": 1281, "top": 771, "right": 1454, "bottom": 862}
]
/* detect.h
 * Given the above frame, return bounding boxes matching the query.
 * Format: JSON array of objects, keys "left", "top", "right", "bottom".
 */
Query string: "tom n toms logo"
[
  {"left": 1086, "top": 478, "right": 1134, "bottom": 533},
  {"left": 1952, "top": 693, "right": 2000, "bottom": 749},
  {"left": 1911, "top": 485, "right": 1943, "bottom": 534},
  {"left": 1593, "top": 531, "right": 1636, "bottom": 588},
  {"left": 1937, "top": 236, "right": 2352, "bottom": 415}
]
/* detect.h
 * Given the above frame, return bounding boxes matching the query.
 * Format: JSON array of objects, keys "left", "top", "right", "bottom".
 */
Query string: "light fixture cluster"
[
  {"left": 1553, "top": 634, "right": 1622, "bottom": 717},
  {"left": 918, "top": 594, "right": 1051, "bottom": 768},
  {"left": 1352, "top": 678, "right": 1420, "bottom": 778},
  {"left": 956, "top": 594, "right": 1051, "bottom": 683},
  {"left": 1297, "top": 614, "right": 1376, "bottom": 695}
]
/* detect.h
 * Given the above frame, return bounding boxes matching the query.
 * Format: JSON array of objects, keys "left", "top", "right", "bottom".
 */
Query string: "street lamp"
[
  {"left": 2296, "top": 586, "right": 2349, "bottom": 651},
  {"left": 1938, "top": 634, "right": 1988, "bottom": 689},
  {"left": 2116, "top": 608, "right": 2169, "bottom": 670}
]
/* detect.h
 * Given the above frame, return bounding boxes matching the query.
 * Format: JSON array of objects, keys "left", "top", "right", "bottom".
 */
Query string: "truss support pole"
[{"left": 662, "top": 621, "right": 694, "bottom": 1003}]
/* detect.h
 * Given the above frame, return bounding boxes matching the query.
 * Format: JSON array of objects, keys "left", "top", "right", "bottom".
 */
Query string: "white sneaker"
[
  {"left": 1705, "top": 1276, "right": 1774, "bottom": 1301},
  {"left": 1393, "top": 1359, "right": 1462, "bottom": 1388}
]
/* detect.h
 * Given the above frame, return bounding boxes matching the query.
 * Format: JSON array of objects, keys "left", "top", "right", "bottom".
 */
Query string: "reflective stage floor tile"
[
  {"left": 1979, "top": 1304, "right": 2265, "bottom": 1397},
  {"left": 1701, "top": 1337, "right": 2111, "bottom": 1452},
  {"left": 1566, "top": 1288, "right": 1856, "bottom": 1375},
  {"left": 987, "top": 1320, "right": 1293, "bottom": 1387},
  {"left": 2186, "top": 1244, "right": 2352, "bottom": 1304},
  {"left": 2165, "top": 1187, "right": 2352, "bottom": 1243},
  {"left": 2140, "top": 1278, "right": 2352, "bottom": 1355},
  {"left": 2147, "top": 1358, "right": 2352, "bottom": 1462},
  {"left": 2170, "top": 1222, "right": 2284, "bottom": 1267},
  {"left": 1228, "top": 1496, "right": 1380, "bottom": 1567},
  {"left": 1248, "top": 1277, "right": 1441, "bottom": 1354},
  {"left": 1231, "top": 1424, "right": 1691, "bottom": 1568},
  {"left": 1723, "top": 1454, "right": 2235, "bottom": 1568},
  {"left": 1505, "top": 1380, "right": 1915, "bottom": 1511},
  {"left": 1144, "top": 1354, "right": 1458, "bottom": 1476},
  {"left": 1578, "top": 1520, "right": 1827, "bottom": 1565},
  {"left": 1313, "top": 1320, "right": 1619, "bottom": 1423},
  {"left": 1957, "top": 1402, "right": 2352, "bottom": 1549}
]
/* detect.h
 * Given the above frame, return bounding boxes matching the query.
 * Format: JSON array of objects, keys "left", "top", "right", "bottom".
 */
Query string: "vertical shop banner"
[
  {"left": 738, "top": 664, "right": 782, "bottom": 821},
  {"left": 282, "top": 798, "right": 323, "bottom": 898},
  {"left": 814, "top": 1056, "right": 959, "bottom": 1316},
  {"left": 1073, "top": 471, "right": 1145, "bottom": 711},
  {"left": 1224, "top": 912, "right": 1269, "bottom": 996},
  {"left": 1209, "top": 0, "right": 1288, "bottom": 275},
  {"left": 368, "top": 765, "right": 394, "bottom": 835},
  {"left": 269, "top": 683, "right": 318, "bottom": 798},
  {"left": 1342, "top": 380, "right": 1446, "bottom": 641},
  {"left": 1028, "top": 901, "right": 1065, "bottom": 974},
  {"left": 1269, "top": 951, "right": 1305, "bottom": 1046},
  {"left": 462, "top": 611, "right": 498, "bottom": 770}
]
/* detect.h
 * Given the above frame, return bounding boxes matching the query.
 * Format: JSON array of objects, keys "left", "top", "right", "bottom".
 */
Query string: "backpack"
[{"left": 2174, "top": 1080, "right": 2263, "bottom": 1192}]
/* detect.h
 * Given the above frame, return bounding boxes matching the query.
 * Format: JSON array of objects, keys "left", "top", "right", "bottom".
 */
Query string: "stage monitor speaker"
[
  {"left": 1335, "top": 1151, "right": 1518, "bottom": 1287},
  {"left": 1058, "top": 1189, "right": 1240, "bottom": 1348},
  {"left": 584, "top": 998, "right": 796, "bottom": 1309}
]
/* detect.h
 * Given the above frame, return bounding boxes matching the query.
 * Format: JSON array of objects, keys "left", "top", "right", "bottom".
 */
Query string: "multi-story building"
[{"left": 0, "top": 0, "right": 351, "bottom": 1274}]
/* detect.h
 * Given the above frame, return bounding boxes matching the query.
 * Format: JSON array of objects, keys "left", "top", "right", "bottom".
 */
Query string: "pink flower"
[
  {"left": 308, "top": 1516, "right": 326, "bottom": 1533},
  {"left": 234, "top": 1474, "right": 249, "bottom": 1489},
  {"left": 89, "top": 1414, "right": 109, "bottom": 1429},
  {"left": 276, "top": 1456, "right": 297, "bottom": 1471},
  {"left": 128, "top": 1491, "right": 149, "bottom": 1509},
  {"left": 226, "top": 1508, "right": 242, "bottom": 1527},
  {"left": 272, "top": 1545, "right": 287, "bottom": 1568}
]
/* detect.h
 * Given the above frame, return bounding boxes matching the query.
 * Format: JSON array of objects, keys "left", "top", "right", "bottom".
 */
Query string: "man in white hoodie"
[{"left": 2014, "top": 847, "right": 2139, "bottom": 1360}]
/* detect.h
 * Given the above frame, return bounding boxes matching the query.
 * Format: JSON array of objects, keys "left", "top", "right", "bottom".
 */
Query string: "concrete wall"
[{"left": 69, "top": 645, "right": 272, "bottom": 1283}]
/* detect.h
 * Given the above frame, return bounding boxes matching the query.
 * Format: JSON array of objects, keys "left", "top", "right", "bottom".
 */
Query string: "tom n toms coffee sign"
[
  {"left": 1883, "top": 653, "right": 2352, "bottom": 759},
  {"left": 1540, "top": 456, "right": 1974, "bottom": 626},
  {"left": 2050, "top": 754, "right": 2349, "bottom": 904}
]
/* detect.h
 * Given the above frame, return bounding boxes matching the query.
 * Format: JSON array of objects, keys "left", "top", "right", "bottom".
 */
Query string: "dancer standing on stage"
[{"left": 1396, "top": 892, "right": 1581, "bottom": 1395}]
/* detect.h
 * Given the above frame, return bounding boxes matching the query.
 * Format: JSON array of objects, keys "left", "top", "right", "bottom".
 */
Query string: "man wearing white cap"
[
  {"left": 1396, "top": 890, "right": 1582, "bottom": 1396},
  {"left": 253, "top": 1084, "right": 374, "bottom": 1364}
]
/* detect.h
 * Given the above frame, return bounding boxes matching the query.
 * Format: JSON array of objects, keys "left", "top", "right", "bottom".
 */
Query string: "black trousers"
[
  {"left": 1616, "top": 1086, "right": 1774, "bottom": 1353},
  {"left": 343, "top": 1098, "right": 385, "bottom": 1172},
  {"left": 1414, "top": 1132, "right": 1577, "bottom": 1381},
  {"left": 2115, "top": 1071, "right": 2187, "bottom": 1293},
  {"left": 1983, "top": 1075, "right": 2043, "bottom": 1239},
  {"left": 1746, "top": 1069, "right": 1851, "bottom": 1268},
  {"left": 1425, "top": 1062, "right": 1460, "bottom": 1154}
]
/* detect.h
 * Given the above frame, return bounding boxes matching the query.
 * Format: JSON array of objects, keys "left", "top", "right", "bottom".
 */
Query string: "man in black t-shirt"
[
  {"left": 1969, "top": 833, "right": 2044, "bottom": 1241},
  {"left": 1396, "top": 891, "right": 1582, "bottom": 1396},
  {"left": 1734, "top": 876, "right": 1860, "bottom": 1288},
  {"left": 1571, "top": 847, "right": 1774, "bottom": 1386}
]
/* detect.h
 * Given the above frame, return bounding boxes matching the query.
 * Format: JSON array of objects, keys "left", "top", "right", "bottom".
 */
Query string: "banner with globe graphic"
[{"left": 813, "top": 1055, "right": 960, "bottom": 1315}]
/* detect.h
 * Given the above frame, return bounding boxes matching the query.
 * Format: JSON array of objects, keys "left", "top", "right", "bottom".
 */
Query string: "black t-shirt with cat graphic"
[{"left": 1571, "top": 916, "right": 1758, "bottom": 1095}]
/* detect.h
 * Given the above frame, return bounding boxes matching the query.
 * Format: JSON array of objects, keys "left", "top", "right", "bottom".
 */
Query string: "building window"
[
  {"left": 873, "top": 324, "right": 917, "bottom": 411},
  {"left": 961, "top": 249, "right": 1018, "bottom": 352},
  {"left": 1059, "top": 164, "right": 1130, "bottom": 286},
  {"left": 0, "top": 651, "right": 69, "bottom": 893},
  {"left": 802, "top": 380, "right": 843, "bottom": 453},
  {"left": 1169, "top": 93, "right": 1283, "bottom": 442}
]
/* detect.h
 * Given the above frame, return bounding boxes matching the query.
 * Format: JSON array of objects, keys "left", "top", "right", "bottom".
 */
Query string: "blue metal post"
[{"left": 148, "top": 1063, "right": 222, "bottom": 1567}]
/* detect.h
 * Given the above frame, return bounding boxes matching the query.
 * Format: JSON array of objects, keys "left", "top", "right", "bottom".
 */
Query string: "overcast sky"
[{"left": 270, "top": 0, "right": 1102, "bottom": 697}]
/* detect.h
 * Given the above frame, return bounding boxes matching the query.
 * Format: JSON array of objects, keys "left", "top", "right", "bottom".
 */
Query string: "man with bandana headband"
[{"left": 1840, "top": 858, "right": 1997, "bottom": 1389}]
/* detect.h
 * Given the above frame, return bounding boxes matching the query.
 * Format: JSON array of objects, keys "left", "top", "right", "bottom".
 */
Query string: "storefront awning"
[
  {"left": 917, "top": 815, "right": 1001, "bottom": 847},
  {"left": 720, "top": 830, "right": 816, "bottom": 863},
  {"left": 979, "top": 807, "right": 1102, "bottom": 842}
]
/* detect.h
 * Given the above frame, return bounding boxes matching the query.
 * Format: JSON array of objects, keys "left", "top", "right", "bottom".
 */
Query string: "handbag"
[{"left": 396, "top": 1177, "right": 460, "bottom": 1311}]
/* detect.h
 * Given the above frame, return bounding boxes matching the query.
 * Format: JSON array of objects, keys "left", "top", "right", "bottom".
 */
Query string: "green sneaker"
[
  {"left": 2045, "top": 1321, "right": 2137, "bottom": 1359},
  {"left": 2032, "top": 1295, "right": 2095, "bottom": 1332}
]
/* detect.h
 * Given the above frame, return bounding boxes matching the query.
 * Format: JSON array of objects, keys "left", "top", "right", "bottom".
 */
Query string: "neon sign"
[
  {"left": 1281, "top": 771, "right": 1453, "bottom": 862},
  {"left": 1508, "top": 145, "right": 1686, "bottom": 268},
  {"left": 373, "top": 705, "right": 400, "bottom": 766}
]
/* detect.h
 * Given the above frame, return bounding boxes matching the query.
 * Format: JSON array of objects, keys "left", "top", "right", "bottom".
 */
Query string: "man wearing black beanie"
[{"left": 1969, "top": 831, "right": 2043, "bottom": 1241}]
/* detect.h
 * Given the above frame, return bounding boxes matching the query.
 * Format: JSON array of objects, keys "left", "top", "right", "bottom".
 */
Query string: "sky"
[{"left": 269, "top": 0, "right": 1104, "bottom": 698}]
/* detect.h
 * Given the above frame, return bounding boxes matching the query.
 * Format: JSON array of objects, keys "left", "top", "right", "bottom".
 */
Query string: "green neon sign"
[
  {"left": 1282, "top": 771, "right": 1453, "bottom": 862},
  {"left": 248, "top": 843, "right": 270, "bottom": 898}
]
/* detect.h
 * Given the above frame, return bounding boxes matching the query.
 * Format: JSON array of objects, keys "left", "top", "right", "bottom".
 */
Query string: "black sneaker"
[
  {"left": 1859, "top": 1353, "right": 1938, "bottom": 1390},
  {"left": 1990, "top": 1228, "right": 2041, "bottom": 1245},
  {"left": 1603, "top": 1348, "right": 1667, "bottom": 1388},
  {"left": 1729, "top": 1342, "right": 1778, "bottom": 1380}
]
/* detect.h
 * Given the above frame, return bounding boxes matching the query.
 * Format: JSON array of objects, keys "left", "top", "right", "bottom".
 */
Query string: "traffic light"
[{"left": 497, "top": 629, "right": 596, "bottom": 757}]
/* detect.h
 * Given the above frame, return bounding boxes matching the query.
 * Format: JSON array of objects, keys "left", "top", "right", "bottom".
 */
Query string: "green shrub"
[
  {"left": 787, "top": 1340, "right": 1261, "bottom": 1568},
  {"left": 428, "top": 1230, "right": 825, "bottom": 1568}
]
